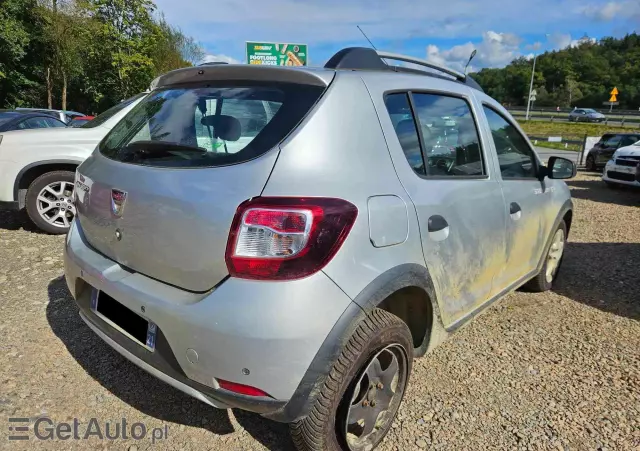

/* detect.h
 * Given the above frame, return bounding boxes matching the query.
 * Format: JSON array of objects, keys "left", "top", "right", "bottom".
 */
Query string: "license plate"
[{"left": 91, "top": 288, "right": 157, "bottom": 351}]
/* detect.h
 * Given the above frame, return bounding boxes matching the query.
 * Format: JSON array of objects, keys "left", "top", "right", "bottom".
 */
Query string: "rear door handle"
[
  {"left": 428, "top": 215, "right": 449, "bottom": 241},
  {"left": 509, "top": 202, "right": 522, "bottom": 220}
]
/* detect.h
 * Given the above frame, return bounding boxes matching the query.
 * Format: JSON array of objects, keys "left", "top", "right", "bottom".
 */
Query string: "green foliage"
[
  {"left": 473, "top": 34, "right": 640, "bottom": 110},
  {"left": 0, "top": 0, "right": 204, "bottom": 113}
]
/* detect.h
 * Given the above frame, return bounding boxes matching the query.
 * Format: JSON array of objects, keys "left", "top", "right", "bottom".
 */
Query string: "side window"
[
  {"left": 384, "top": 93, "right": 425, "bottom": 175},
  {"left": 483, "top": 106, "right": 537, "bottom": 179},
  {"left": 44, "top": 118, "right": 65, "bottom": 128},
  {"left": 25, "top": 117, "right": 49, "bottom": 128},
  {"left": 604, "top": 135, "right": 621, "bottom": 148},
  {"left": 412, "top": 93, "right": 485, "bottom": 177},
  {"left": 16, "top": 120, "right": 28, "bottom": 130}
]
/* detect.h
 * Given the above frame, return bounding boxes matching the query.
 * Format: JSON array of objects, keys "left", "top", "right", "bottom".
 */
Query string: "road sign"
[
  {"left": 609, "top": 94, "right": 617, "bottom": 102},
  {"left": 611, "top": 87, "right": 618, "bottom": 96},
  {"left": 246, "top": 42, "right": 308, "bottom": 66},
  {"left": 529, "top": 89, "right": 537, "bottom": 102},
  {"left": 603, "top": 101, "right": 619, "bottom": 105}
]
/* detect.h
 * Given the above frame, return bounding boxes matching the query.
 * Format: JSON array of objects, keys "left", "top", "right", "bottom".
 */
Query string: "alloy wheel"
[{"left": 36, "top": 181, "right": 76, "bottom": 229}]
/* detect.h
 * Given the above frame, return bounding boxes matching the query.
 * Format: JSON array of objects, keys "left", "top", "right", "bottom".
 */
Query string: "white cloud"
[
  {"left": 425, "top": 31, "right": 523, "bottom": 71},
  {"left": 579, "top": 1, "right": 623, "bottom": 20},
  {"left": 578, "top": 1, "right": 640, "bottom": 22},
  {"left": 548, "top": 33, "right": 596, "bottom": 50},
  {"left": 201, "top": 54, "right": 240, "bottom": 64}
]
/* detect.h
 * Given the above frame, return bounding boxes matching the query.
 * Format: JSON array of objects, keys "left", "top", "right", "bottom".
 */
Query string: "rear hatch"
[{"left": 75, "top": 72, "right": 329, "bottom": 292}]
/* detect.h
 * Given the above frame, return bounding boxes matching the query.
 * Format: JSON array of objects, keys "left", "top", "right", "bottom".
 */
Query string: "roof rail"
[
  {"left": 376, "top": 51, "right": 465, "bottom": 81},
  {"left": 324, "top": 47, "right": 483, "bottom": 92}
]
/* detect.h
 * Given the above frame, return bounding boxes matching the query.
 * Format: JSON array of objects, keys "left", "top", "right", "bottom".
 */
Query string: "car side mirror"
[{"left": 547, "top": 156, "right": 576, "bottom": 179}]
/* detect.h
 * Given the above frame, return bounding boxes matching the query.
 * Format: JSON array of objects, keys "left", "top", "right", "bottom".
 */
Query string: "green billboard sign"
[{"left": 246, "top": 42, "right": 308, "bottom": 66}]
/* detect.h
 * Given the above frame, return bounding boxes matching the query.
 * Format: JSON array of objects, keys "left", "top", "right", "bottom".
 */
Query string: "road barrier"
[
  {"left": 511, "top": 111, "right": 640, "bottom": 127},
  {"left": 529, "top": 134, "right": 601, "bottom": 167}
]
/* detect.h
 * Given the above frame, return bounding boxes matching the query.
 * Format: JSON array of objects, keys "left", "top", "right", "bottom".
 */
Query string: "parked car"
[
  {"left": 15, "top": 108, "right": 86, "bottom": 124},
  {"left": 585, "top": 132, "right": 640, "bottom": 171},
  {"left": 0, "top": 93, "right": 147, "bottom": 233},
  {"left": 0, "top": 110, "right": 66, "bottom": 132},
  {"left": 68, "top": 115, "right": 95, "bottom": 127},
  {"left": 568, "top": 108, "right": 606, "bottom": 123},
  {"left": 602, "top": 138, "right": 640, "bottom": 188},
  {"left": 63, "top": 48, "right": 575, "bottom": 451}
]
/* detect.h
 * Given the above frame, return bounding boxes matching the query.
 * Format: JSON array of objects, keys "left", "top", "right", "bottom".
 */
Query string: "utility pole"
[{"left": 525, "top": 54, "right": 537, "bottom": 120}]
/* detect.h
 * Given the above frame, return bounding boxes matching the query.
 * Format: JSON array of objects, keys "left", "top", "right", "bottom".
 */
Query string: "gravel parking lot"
[{"left": 1, "top": 172, "right": 638, "bottom": 451}]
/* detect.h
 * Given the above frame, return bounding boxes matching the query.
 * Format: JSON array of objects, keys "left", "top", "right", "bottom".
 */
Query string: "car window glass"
[
  {"left": 483, "top": 106, "right": 537, "bottom": 179},
  {"left": 619, "top": 136, "right": 639, "bottom": 147},
  {"left": 384, "top": 93, "right": 424, "bottom": 175},
  {"left": 25, "top": 117, "right": 50, "bottom": 128},
  {"left": 604, "top": 136, "right": 621, "bottom": 147},
  {"left": 100, "top": 83, "right": 323, "bottom": 168},
  {"left": 411, "top": 93, "right": 484, "bottom": 177},
  {"left": 44, "top": 118, "right": 65, "bottom": 127},
  {"left": 82, "top": 93, "right": 147, "bottom": 129},
  {"left": 16, "top": 120, "right": 28, "bottom": 129}
]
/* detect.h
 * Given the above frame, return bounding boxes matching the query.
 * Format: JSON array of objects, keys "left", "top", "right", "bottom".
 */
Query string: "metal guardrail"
[
  {"left": 510, "top": 111, "right": 640, "bottom": 126},
  {"left": 508, "top": 106, "right": 640, "bottom": 117}
]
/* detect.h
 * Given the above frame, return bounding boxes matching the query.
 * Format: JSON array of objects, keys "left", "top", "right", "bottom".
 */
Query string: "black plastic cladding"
[{"left": 324, "top": 47, "right": 484, "bottom": 93}]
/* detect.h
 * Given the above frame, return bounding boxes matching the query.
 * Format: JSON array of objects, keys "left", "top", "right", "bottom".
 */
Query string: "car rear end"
[{"left": 64, "top": 64, "right": 360, "bottom": 414}]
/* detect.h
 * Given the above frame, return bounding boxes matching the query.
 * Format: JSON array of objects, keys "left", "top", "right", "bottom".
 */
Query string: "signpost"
[
  {"left": 603, "top": 87, "right": 619, "bottom": 112},
  {"left": 246, "top": 42, "right": 308, "bottom": 66}
]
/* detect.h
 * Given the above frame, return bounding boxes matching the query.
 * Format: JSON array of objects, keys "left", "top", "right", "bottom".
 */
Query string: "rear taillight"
[{"left": 225, "top": 197, "right": 358, "bottom": 280}]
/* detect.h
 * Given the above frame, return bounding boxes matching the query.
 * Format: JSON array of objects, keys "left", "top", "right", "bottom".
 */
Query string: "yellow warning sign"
[
  {"left": 609, "top": 94, "right": 617, "bottom": 102},
  {"left": 610, "top": 87, "right": 619, "bottom": 96}
]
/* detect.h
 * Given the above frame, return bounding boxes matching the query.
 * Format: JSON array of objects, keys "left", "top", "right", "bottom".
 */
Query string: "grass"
[
  {"left": 532, "top": 142, "right": 582, "bottom": 152},
  {"left": 517, "top": 120, "right": 639, "bottom": 137}
]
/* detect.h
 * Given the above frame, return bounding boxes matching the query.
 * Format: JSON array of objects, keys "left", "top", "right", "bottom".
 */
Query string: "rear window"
[{"left": 99, "top": 83, "right": 324, "bottom": 168}]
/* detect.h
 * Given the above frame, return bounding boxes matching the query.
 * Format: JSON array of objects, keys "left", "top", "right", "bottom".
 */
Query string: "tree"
[
  {"left": 0, "top": 0, "right": 46, "bottom": 108},
  {"left": 472, "top": 33, "right": 640, "bottom": 109}
]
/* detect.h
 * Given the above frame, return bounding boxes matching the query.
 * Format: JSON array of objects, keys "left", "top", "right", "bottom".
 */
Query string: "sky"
[{"left": 153, "top": 0, "right": 640, "bottom": 71}]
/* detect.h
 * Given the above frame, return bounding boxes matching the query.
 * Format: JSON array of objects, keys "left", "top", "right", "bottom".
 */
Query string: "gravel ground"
[{"left": 1, "top": 172, "right": 639, "bottom": 451}]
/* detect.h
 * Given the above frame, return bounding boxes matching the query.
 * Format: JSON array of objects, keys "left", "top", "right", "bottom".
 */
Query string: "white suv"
[
  {"left": 0, "top": 93, "right": 146, "bottom": 233},
  {"left": 603, "top": 139, "right": 640, "bottom": 188}
]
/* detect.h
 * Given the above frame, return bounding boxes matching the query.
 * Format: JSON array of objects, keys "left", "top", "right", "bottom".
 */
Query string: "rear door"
[
  {"left": 479, "top": 102, "right": 550, "bottom": 289},
  {"left": 380, "top": 88, "right": 507, "bottom": 328},
  {"left": 75, "top": 81, "right": 327, "bottom": 292}
]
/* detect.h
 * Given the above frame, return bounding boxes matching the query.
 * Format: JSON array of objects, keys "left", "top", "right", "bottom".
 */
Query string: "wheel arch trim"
[{"left": 12, "top": 159, "right": 82, "bottom": 206}]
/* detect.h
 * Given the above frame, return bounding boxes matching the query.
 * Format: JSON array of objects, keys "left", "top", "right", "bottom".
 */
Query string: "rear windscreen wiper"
[{"left": 123, "top": 140, "right": 207, "bottom": 154}]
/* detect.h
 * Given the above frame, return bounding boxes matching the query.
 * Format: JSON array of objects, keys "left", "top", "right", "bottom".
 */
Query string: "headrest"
[{"left": 200, "top": 115, "right": 241, "bottom": 142}]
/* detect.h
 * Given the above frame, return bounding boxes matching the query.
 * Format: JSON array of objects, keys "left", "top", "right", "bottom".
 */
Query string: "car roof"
[{"left": 153, "top": 48, "right": 483, "bottom": 93}]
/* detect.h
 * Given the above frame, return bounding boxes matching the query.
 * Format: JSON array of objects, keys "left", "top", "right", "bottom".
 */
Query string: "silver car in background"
[
  {"left": 568, "top": 108, "right": 606, "bottom": 122},
  {"left": 64, "top": 48, "right": 575, "bottom": 451}
]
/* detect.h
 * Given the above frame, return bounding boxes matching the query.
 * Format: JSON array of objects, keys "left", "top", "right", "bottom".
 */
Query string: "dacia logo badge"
[{"left": 111, "top": 189, "right": 128, "bottom": 217}]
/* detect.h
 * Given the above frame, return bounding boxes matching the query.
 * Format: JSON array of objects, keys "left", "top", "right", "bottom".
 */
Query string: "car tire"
[
  {"left": 25, "top": 170, "right": 76, "bottom": 234},
  {"left": 290, "top": 308, "right": 413, "bottom": 451},
  {"left": 585, "top": 154, "right": 597, "bottom": 172},
  {"left": 523, "top": 220, "right": 567, "bottom": 293}
]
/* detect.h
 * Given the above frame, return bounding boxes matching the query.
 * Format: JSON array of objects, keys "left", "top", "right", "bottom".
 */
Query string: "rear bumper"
[{"left": 63, "top": 220, "right": 354, "bottom": 419}]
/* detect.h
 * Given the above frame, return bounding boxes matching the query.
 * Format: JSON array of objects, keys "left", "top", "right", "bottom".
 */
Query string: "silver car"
[
  {"left": 64, "top": 48, "right": 575, "bottom": 451},
  {"left": 568, "top": 108, "right": 606, "bottom": 123}
]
